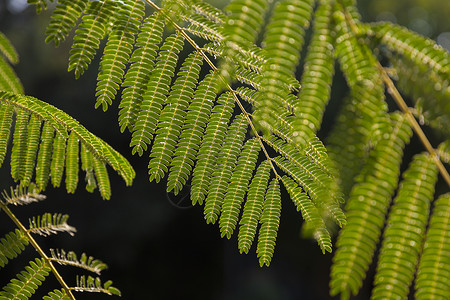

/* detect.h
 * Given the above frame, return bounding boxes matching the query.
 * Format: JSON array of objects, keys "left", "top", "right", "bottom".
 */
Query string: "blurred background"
[{"left": 0, "top": 0, "right": 448, "bottom": 299}]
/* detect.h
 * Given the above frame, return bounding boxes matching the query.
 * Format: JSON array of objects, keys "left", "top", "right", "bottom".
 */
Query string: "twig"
[
  {"left": 339, "top": 2, "right": 450, "bottom": 188},
  {"left": 0, "top": 201, "right": 76, "bottom": 300}
]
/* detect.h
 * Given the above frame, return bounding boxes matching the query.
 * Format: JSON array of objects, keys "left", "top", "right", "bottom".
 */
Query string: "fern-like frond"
[
  {"left": 372, "top": 153, "right": 438, "bottom": 299},
  {"left": 0, "top": 258, "right": 50, "bottom": 299},
  {"left": 10, "top": 110, "right": 29, "bottom": 182},
  {"left": 334, "top": 8, "right": 388, "bottom": 146},
  {"left": 74, "top": 275, "right": 121, "bottom": 296},
  {"left": 303, "top": 136, "right": 335, "bottom": 178},
  {"left": 257, "top": 178, "right": 281, "bottom": 267},
  {"left": 391, "top": 55, "right": 450, "bottom": 137},
  {"left": 0, "top": 229, "right": 29, "bottom": 269},
  {"left": 238, "top": 159, "right": 271, "bottom": 254},
  {"left": 190, "top": 92, "right": 234, "bottom": 205},
  {"left": 294, "top": 1, "right": 335, "bottom": 141},
  {"left": 148, "top": 51, "right": 203, "bottom": 183},
  {"left": 0, "top": 32, "right": 23, "bottom": 94},
  {"left": 28, "top": 213, "right": 76, "bottom": 236},
  {"left": 2, "top": 184, "right": 46, "bottom": 206},
  {"left": 415, "top": 193, "right": 450, "bottom": 300},
  {"left": 29, "top": 0, "right": 372, "bottom": 266},
  {"left": 119, "top": 11, "right": 165, "bottom": 132},
  {"left": 0, "top": 91, "right": 135, "bottom": 197},
  {"left": 219, "top": 137, "right": 260, "bottom": 239},
  {"left": 183, "top": 15, "right": 224, "bottom": 43},
  {"left": 50, "top": 132, "right": 66, "bottom": 188},
  {"left": 27, "top": 0, "right": 52, "bottom": 14},
  {"left": 251, "top": 0, "right": 313, "bottom": 132},
  {"left": 50, "top": 249, "right": 107, "bottom": 275},
  {"left": 95, "top": 0, "right": 145, "bottom": 111},
  {"left": 326, "top": 96, "right": 369, "bottom": 196},
  {"left": 203, "top": 114, "right": 248, "bottom": 224},
  {"left": 167, "top": 72, "right": 218, "bottom": 194},
  {"left": 216, "top": 0, "right": 269, "bottom": 90},
  {"left": 264, "top": 135, "right": 333, "bottom": 192},
  {"left": 43, "top": 289, "right": 71, "bottom": 300},
  {"left": 130, "top": 33, "right": 184, "bottom": 156},
  {"left": 0, "top": 32, "right": 19, "bottom": 64},
  {"left": 191, "top": 1, "right": 225, "bottom": 25},
  {"left": 68, "top": 0, "right": 118, "bottom": 79},
  {"left": 22, "top": 115, "right": 41, "bottom": 187},
  {"left": 65, "top": 131, "right": 79, "bottom": 193},
  {"left": 370, "top": 22, "right": 450, "bottom": 77},
  {"left": 224, "top": 0, "right": 269, "bottom": 45},
  {"left": 281, "top": 176, "right": 332, "bottom": 254},
  {"left": 263, "top": 0, "right": 313, "bottom": 75},
  {"left": 35, "top": 122, "right": 55, "bottom": 190},
  {"left": 330, "top": 113, "right": 413, "bottom": 299},
  {"left": 0, "top": 57, "right": 23, "bottom": 95},
  {"left": 45, "top": 0, "right": 88, "bottom": 47},
  {"left": 271, "top": 157, "right": 324, "bottom": 210},
  {"left": 80, "top": 143, "right": 97, "bottom": 193},
  {"left": 93, "top": 156, "right": 111, "bottom": 200},
  {"left": 0, "top": 104, "right": 14, "bottom": 167},
  {"left": 202, "top": 42, "right": 267, "bottom": 76}
]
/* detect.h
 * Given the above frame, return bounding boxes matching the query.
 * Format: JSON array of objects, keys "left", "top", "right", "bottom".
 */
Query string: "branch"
[
  {"left": 0, "top": 201, "right": 76, "bottom": 300},
  {"left": 144, "top": 0, "right": 282, "bottom": 179},
  {"left": 377, "top": 65, "right": 450, "bottom": 187},
  {"left": 339, "top": 3, "right": 450, "bottom": 188}
]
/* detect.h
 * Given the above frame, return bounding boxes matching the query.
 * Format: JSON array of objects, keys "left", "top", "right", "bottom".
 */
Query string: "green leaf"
[
  {"left": 22, "top": 115, "right": 41, "bottom": 187},
  {"left": 372, "top": 153, "right": 438, "bottom": 299},
  {"left": 28, "top": 213, "right": 76, "bottom": 236},
  {"left": 65, "top": 131, "right": 79, "bottom": 193},
  {"left": 167, "top": 72, "right": 218, "bottom": 194},
  {"left": 0, "top": 91, "right": 135, "bottom": 195},
  {"left": 0, "top": 230, "right": 29, "bottom": 269},
  {"left": 190, "top": 92, "right": 235, "bottom": 205},
  {"left": 281, "top": 176, "right": 332, "bottom": 254},
  {"left": 149, "top": 51, "right": 203, "bottom": 183},
  {"left": 330, "top": 113, "right": 413, "bottom": 299},
  {"left": 0, "top": 258, "right": 50, "bottom": 299},
  {"left": 10, "top": 110, "right": 29, "bottom": 182},
  {"left": 0, "top": 104, "right": 13, "bottom": 168},
  {"left": 219, "top": 137, "right": 260, "bottom": 239},
  {"left": 238, "top": 160, "right": 271, "bottom": 254},
  {"left": 130, "top": 33, "right": 184, "bottom": 156},
  {"left": 294, "top": 1, "right": 335, "bottom": 141},
  {"left": 95, "top": 0, "right": 145, "bottom": 111},
  {"left": 68, "top": 0, "right": 117, "bottom": 79},
  {"left": 204, "top": 114, "right": 248, "bottom": 224},
  {"left": 257, "top": 178, "right": 281, "bottom": 267},
  {"left": 415, "top": 193, "right": 450, "bottom": 300},
  {"left": 119, "top": 12, "right": 165, "bottom": 132},
  {"left": 43, "top": 289, "right": 71, "bottom": 300},
  {"left": 45, "top": 0, "right": 88, "bottom": 47},
  {"left": 35, "top": 122, "right": 55, "bottom": 190}
]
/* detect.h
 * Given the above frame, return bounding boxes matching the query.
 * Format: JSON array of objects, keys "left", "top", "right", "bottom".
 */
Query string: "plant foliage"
[
  {"left": 27, "top": 0, "right": 349, "bottom": 267},
  {"left": 0, "top": 28, "right": 130, "bottom": 299},
  {"left": 0, "top": 185, "right": 120, "bottom": 299},
  {"left": 2, "top": 0, "right": 449, "bottom": 298}
]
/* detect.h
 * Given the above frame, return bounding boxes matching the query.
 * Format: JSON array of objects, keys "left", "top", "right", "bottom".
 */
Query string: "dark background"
[{"left": 0, "top": 0, "right": 448, "bottom": 299}]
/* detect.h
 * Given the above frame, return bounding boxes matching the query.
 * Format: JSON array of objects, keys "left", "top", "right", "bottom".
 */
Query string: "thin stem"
[
  {"left": 339, "top": 2, "right": 450, "bottom": 188},
  {"left": 377, "top": 65, "right": 450, "bottom": 187},
  {"left": 0, "top": 201, "right": 76, "bottom": 300},
  {"left": 145, "top": 0, "right": 281, "bottom": 179}
]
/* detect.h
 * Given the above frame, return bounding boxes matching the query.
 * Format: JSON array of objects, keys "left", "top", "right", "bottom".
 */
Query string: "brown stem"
[
  {"left": 0, "top": 201, "right": 76, "bottom": 300},
  {"left": 339, "top": 2, "right": 450, "bottom": 188}
]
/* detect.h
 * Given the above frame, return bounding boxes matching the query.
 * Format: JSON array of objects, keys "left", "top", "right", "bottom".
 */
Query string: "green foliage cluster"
[
  {"left": 0, "top": 185, "right": 120, "bottom": 299},
  {"left": 0, "top": 0, "right": 449, "bottom": 299}
]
